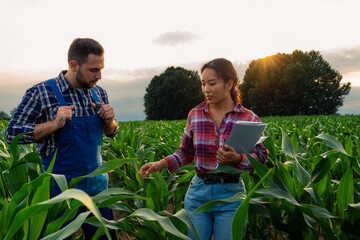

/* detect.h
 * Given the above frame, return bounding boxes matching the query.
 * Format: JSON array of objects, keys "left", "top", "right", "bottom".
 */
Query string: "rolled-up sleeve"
[
  {"left": 104, "top": 121, "right": 119, "bottom": 138},
  {"left": 96, "top": 86, "right": 119, "bottom": 138},
  {"left": 164, "top": 117, "right": 195, "bottom": 173},
  {"left": 6, "top": 87, "right": 41, "bottom": 144}
]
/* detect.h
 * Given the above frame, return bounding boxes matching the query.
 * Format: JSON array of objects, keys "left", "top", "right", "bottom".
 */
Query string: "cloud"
[
  {"left": 337, "top": 86, "right": 360, "bottom": 115},
  {"left": 153, "top": 31, "right": 200, "bottom": 46},
  {"left": 322, "top": 45, "right": 360, "bottom": 75}
]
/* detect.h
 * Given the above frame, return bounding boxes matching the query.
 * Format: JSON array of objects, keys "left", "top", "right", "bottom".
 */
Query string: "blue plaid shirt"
[{"left": 6, "top": 71, "right": 119, "bottom": 158}]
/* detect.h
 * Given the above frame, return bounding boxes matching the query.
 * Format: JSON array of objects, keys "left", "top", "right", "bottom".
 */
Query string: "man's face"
[{"left": 75, "top": 54, "right": 104, "bottom": 89}]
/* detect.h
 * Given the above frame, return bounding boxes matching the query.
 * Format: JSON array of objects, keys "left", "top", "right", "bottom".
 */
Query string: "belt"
[{"left": 196, "top": 172, "right": 240, "bottom": 184}]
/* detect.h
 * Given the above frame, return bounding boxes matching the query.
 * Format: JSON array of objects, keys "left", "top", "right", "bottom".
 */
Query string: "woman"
[{"left": 139, "top": 58, "right": 267, "bottom": 240}]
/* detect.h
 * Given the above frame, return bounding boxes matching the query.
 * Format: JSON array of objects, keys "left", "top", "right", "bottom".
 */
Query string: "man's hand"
[
  {"left": 54, "top": 105, "right": 75, "bottom": 129},
  {"left": 92, "top": 103, "right": 117, "bottom": 135},
  {"left": 34, "top": 105, "right": 74, "bottom": 141},
  {"left": 92, "top": 103, "right": 115, "bottom": 123},
  {"left": 216, "top": 144, "right": 243, "bottom": 165}
]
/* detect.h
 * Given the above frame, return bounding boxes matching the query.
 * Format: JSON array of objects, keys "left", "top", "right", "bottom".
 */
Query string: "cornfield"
[{"left": 0, "top": 114, "right": 359, "bottom": 239}]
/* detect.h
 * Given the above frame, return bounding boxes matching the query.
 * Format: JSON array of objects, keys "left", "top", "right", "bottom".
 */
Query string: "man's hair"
[{"left": 67, "top": 38, "right": 104, "bottom": 65}]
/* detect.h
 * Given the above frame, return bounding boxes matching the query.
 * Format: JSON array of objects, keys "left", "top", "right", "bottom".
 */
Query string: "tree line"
[
  {"left": 1, "top": 50, "right": 352, "bottom": 121},
  {"left": 0, "top": 108, "right": 16, "bottom": 120},
  {"left": 144, "top": 50, "right": 351, "bottom": 120}
]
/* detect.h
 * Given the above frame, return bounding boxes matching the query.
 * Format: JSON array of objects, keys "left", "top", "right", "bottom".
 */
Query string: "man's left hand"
[
  {"left": 92, "top": 103, "right": 115, "bottom": 123},
  {"left": 92, "top": 103, "right": 117, "bottom": 134}
]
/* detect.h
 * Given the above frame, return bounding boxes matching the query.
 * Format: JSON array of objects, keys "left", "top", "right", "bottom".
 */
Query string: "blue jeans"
[{"left": 184, "top": 176, "right": 246, "bottom": 240}]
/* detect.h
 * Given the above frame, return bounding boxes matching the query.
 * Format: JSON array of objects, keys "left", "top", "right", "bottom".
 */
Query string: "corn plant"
[
  {"left": 2, "top": 114, "right": 360, "bottom": 240},
  {"left": 101, "top": 120, "right": 198, "bottom": 239}
]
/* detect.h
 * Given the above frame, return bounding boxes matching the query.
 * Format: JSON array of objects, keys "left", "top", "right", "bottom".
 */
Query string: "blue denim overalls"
[
  {"left": 41, "top": 80, "right": 114, "bottom": 239},
  {"left": 42, "top": 79, "right": 108, "bottom": 196}
]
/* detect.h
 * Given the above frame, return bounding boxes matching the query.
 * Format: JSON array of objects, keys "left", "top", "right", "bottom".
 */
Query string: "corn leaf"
[
  {"left": 28, "top": 174, "right": 51, "bottom": 240},
  {"left": 316, "top": 134, "right": 350, "bottom": 157},
  {"left": 128, "top": 208, "right": 192, "bottom": 240},
  {"left": 40, "top": 212, "right": 91, "bottom": 240},
  {"left": 232, "top": 168, "right": 273, "bottom": 240},
  {"left": 337, "top": 167, "right": 354, "bottom": 218},
  {"left": 311, "top": 156, "right": 336, "bottom": 184},
  {"left": 69, "top": 158, "right": 135, "bottom": 189}
]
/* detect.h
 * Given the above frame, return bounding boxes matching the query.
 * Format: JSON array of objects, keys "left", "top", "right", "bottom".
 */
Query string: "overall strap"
[
  {"left": 90, "top": 88, "right": 102, "bottom": 110},
  {"left": 90, "top": 88, "right": 101, "bottom": 102},
  {"left": 46, "top": 79, "right": 68, "bottom": 106}
]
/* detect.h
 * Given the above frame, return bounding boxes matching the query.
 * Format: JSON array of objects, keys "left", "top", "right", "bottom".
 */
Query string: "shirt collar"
[
  {"left": 55, "top": 71, "right": 72, "bottom": 93},
  {"left": 55, "top": 71, "right": 91, "bottom": 94}
]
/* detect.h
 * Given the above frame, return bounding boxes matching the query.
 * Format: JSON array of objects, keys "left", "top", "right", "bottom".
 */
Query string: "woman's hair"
[
  {"left": 200, "top": 58, "right": 241, "bottom": 103},
  {"left": 67, "top": 38, "right": 104, "bottom": 65}
]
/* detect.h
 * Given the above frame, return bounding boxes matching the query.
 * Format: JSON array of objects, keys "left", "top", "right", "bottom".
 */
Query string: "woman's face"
[{"left": 201, "top": 68, "right": 232, "bottom": 105}]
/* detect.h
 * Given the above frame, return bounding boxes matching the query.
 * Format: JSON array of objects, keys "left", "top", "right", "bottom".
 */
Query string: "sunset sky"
[{"left": 1, "top": 0, "right": 359, "bottom": 121}]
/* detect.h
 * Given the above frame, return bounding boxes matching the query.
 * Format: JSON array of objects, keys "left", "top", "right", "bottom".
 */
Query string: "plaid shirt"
[
  {"left": 165, "top": 101, "right": 267, "bottom": 174},
  {"left": 6, "top": 71, "right": 119, "bottom": 158}
]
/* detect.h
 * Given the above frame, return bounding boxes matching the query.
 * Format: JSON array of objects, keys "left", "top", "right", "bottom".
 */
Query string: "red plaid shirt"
[{"left": 164, "top": 101, "right": 268, "bottom": 174}]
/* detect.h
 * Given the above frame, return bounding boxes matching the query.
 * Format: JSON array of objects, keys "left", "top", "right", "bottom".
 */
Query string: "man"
[{"left": 6, "top": 38, "right": 118, "bottom": 239}]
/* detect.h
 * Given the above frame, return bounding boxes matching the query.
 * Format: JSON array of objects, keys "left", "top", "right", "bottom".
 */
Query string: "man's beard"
[{"left": 75, "top": 70, "right": 96, "bottom": 89}]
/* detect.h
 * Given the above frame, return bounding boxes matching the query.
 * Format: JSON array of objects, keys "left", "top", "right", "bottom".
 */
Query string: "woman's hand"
[
  {"left": 139, "top": 159, "right": 169, "bottom": 179},
  {"left": 216, "top": 144, "right": 243, "bottom": 165}
]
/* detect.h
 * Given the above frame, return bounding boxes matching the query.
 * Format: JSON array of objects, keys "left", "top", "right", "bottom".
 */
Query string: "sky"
[{"left": 1, "top": 0, "right": 360, "bottom": 121}]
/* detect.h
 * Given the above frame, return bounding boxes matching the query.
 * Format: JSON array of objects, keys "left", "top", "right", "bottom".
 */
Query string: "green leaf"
[
  {"left": 40, "top": 189, "right": 111, "bottom": 239},
  {"left": 264, "top": 136, "right": 277, "bottom": 163},
  {"left": 172, "top": 209, "right": 200, "bottom": 240},
  {"left": 46, "top": 151, "right": 57, "bottom": 174},
  {"left": 316, "top": 133, "right": 350, "bottom": 156},
  {"left": 28, "top": 174, "right": 51, "bottom": 240},
  {"left": 192, "top": 191, "right": 245, "bottom": 214},
  {"left": 161, "top": 209, "right": 200, "bottom": 240},
  {"left": 5, "top": 204, "right": 49, "bottom": 240},
  {"left": 337, "top": 167, "right": 354, "bottom": 218},
  {"left": 51, "top": 174, "right": 68, "bottom": 194},
  {"left": 294, "top": 160, "right": 310, "bottom": 187},
  {"left": 210, "top": 164, "right": 246, "bottom": 175},
  {"left": 232, "top": 168, "right": 273, "bottom": 240},
  {"left": 129, "top": 208, "right": 191, "bottom": 240},
  {"left": 9, "top": 132, "right": 28, "bottom": 162},
  {"left": 0, "top": 149, "right": 10, "bottom": 157},
  {"left": 255, "top": 189, "right": 299, "bottom": 206},
  {"left": 303, "top": 188, "right": 324, "bottom": 207},
  {"left": 274, "top": 160, "right": 295, "bottom": 195},
  {"left": 175, "top": 171, "right": 195, "bottom": 184},
  {"left": 7, "top": 173, "right": 50, "bottom": 222},
  {"left": 300, "top": 204, "right": 335, "bottom": 219},
  {"left": 41, "top": 212, "right": 91, "bottom": 240},
  {"left": 281, "top": 128, "right": 297, "bottom": 159},
  {"left": 69, "top": 158, "right": 134, "bottom": 188},
  {"left": 311, "top": 156, "right": 336, "bottom": 184},
  {"left": 245, "top": 149, "right": 269, "bottom": 178},
  {"left": 8, "top": 161, "right": 28, "bottom": 194},
  {"left": 281, "top": 128, "right": 310, "bottom": 187}
]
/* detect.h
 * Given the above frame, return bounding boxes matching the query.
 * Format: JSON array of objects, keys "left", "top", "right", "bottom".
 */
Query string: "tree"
[
  {"left": 144, "top": 66, "right": 204, "bottom": 120},
  {"left": 10, "top": 107, "right": 17, "bottom": 118},
  {"left": 0, "top": 111, "right": 10, "bottom": 120},
  {"left": 240, "top": 50, "right": 351, "bottom": 116}
]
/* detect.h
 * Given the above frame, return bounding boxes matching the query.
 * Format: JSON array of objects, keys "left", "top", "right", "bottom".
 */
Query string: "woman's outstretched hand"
[{"left": 139, "top": 159, "right": 169, "bottom": 178}]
